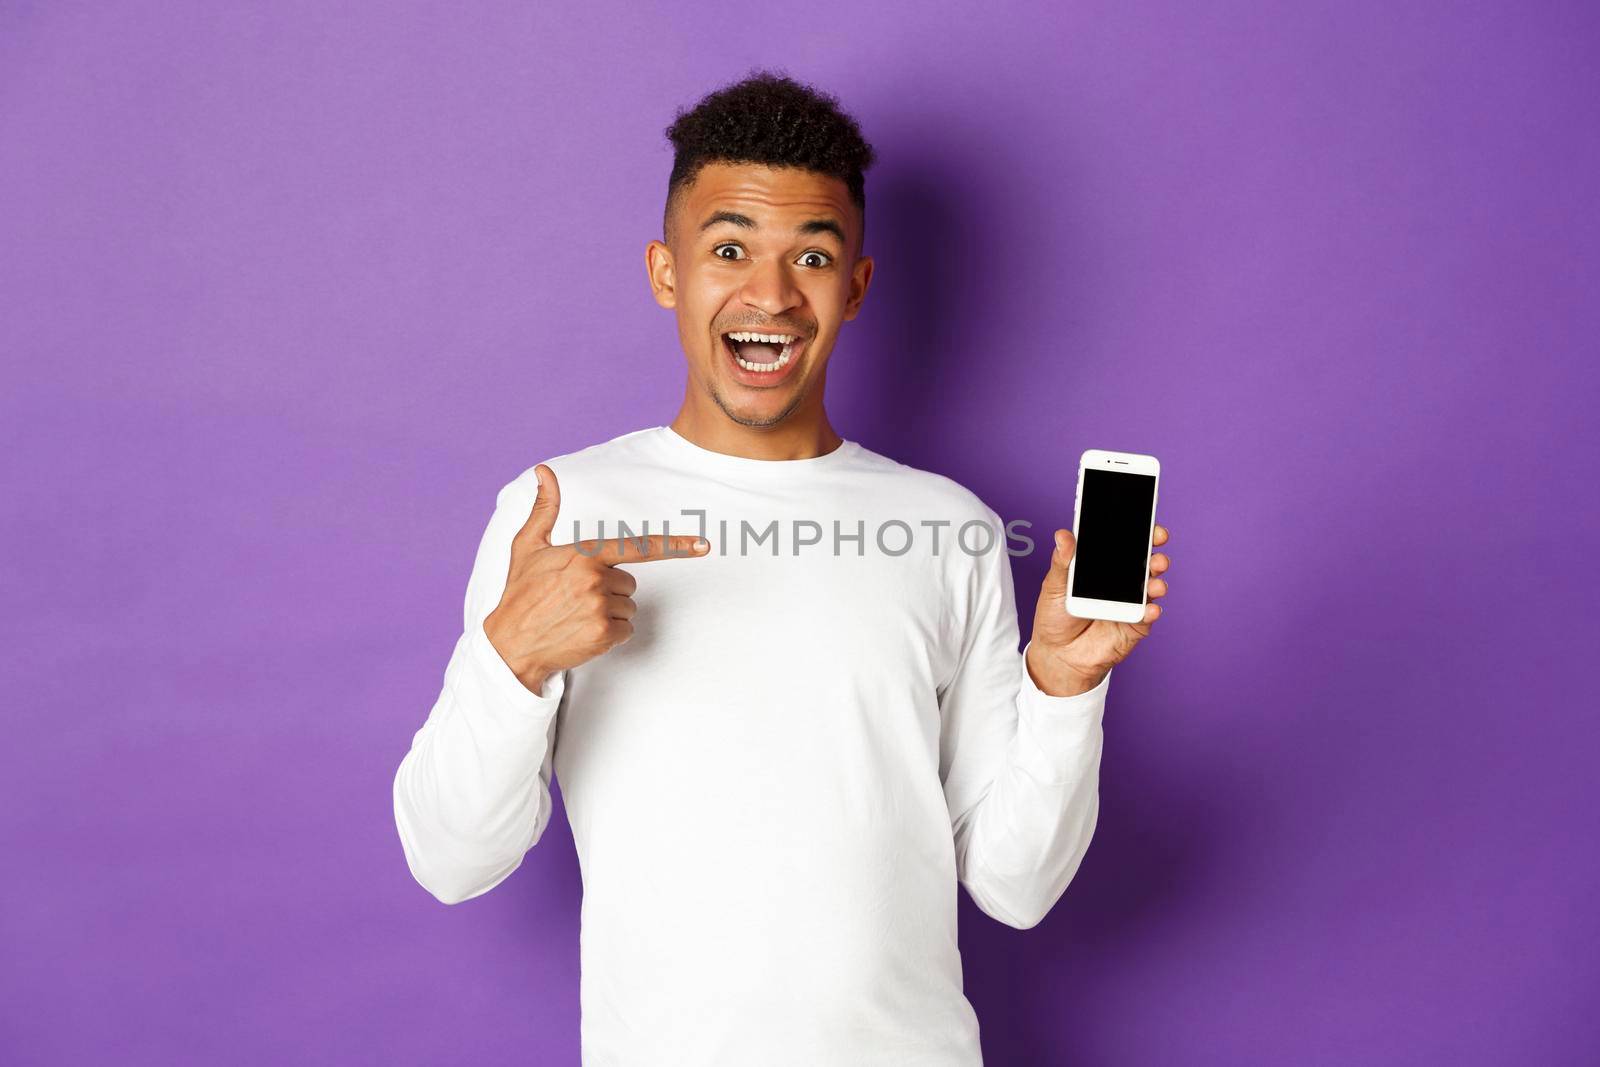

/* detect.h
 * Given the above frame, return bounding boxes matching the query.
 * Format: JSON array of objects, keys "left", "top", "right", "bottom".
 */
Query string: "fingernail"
[{"left": 694, "top": 538, "right": 709, "bottom": 552}]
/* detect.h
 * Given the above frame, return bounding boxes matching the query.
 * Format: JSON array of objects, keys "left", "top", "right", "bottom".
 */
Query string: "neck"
[{"left": 669, "top": 397, "right": 843, "bottom": 462}]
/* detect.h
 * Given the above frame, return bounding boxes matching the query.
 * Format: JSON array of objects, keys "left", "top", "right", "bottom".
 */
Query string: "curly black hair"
[{"left": 663, "top": 69, "right": 876, "bottom": 247}]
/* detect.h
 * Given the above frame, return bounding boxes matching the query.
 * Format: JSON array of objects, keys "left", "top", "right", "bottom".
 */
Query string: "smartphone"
[{"left": 1066, "top": 449, "right": 1161, "bottom": 623}]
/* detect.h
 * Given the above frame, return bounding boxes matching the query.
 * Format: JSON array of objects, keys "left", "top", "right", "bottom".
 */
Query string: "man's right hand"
[{"left": 483, "top": 463, "right": 710, "bottom": 696}]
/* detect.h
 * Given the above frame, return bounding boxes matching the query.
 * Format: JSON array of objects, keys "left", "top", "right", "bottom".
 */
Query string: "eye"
[
  {"left": 798, "top": 250, "right": 833, "bottom": 269},
  {"left": 713, "top": 243, "right": 747, "bottom": 260}
]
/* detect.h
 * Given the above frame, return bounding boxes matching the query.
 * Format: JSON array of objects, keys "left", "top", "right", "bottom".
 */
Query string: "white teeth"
[
  {"left": 734, "top": 339, "right": 795, "bottom": 372},
  {"left": 727, "top": 331, "right": 797, "bottom": 344},
  {"left": 726, "top": 332, "right": 798, "bottom": 373}
]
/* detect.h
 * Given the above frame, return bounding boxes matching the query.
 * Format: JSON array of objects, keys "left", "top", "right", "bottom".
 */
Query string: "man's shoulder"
[
  {"left": 850, "top": 443, "right": 1001, "bottom": 525},
  {"left": 496, "top": 426, "right": 662, "bottom": 492}
]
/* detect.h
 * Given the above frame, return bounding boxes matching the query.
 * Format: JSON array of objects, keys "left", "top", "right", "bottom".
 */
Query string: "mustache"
[{"left": 716, "top": 321, "right": 813, "bottom": 338}]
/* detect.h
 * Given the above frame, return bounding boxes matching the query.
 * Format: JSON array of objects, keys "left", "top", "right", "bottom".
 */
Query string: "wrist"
[
  {"left": 1026, "top": 643, "right": 1106, "bottom": 698},
  {"left": 520, "top": 666, "right": 554, "bottom": 698},
  {"left": 481, "top": 615, "right": 555, "bottom": 698}
]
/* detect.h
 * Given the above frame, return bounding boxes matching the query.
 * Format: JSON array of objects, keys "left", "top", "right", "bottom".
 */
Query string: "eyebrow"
[{"left": 699, "top": 210, "right": 846, "bottom": 245}]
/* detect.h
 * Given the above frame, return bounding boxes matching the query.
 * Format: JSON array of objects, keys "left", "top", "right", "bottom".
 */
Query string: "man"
[{"left": 393, "top": 70, "right": 1171, "bottom": 1065}]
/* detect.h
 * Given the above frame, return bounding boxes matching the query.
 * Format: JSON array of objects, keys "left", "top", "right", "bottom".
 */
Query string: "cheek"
[
  {"left": 674, "top": 293, "right": 719, "bottom": 346},
  {"left": 803, "top": 274, "right": 850, "bottom": 314},
  {"left": 682, "top": 280, "right": 736, "bottom": 335}
]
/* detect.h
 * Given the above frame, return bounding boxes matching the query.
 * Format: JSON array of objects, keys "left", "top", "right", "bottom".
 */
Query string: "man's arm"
[
  {"left": 392, "top": 463, "right": 709, "bottom": 905},
  {"left": 391, "top": 471, "right": 568, "bottom": 905},
  {"left": 938, "top": 508, "right": 1111, "bottom": 930}
]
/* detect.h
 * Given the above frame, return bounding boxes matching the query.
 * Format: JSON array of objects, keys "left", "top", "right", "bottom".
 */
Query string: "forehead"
[{"left": 676, "top": 162, "right": 857, "bottom": 239}]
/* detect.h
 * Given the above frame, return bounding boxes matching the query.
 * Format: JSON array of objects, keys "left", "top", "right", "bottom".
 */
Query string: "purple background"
[{"left": 3, "top": 2, "right": 1596, "bottom": 1063}]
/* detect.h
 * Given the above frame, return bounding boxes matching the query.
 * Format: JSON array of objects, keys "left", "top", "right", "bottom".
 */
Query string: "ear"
[
  {"left": 841, "top": 254, "right": 874, "bottom": 321},
  {"left": 645, "top": 240, "right": 677, "bottom": 309}
]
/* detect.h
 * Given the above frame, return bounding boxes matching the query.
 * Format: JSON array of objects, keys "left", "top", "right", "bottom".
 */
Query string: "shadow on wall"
[
  {"left": 958, "top": 551, "right": 1369, "bottom": 1062},
  {"left": 851, "top": 118, "right": 1323, "bottom": 1062},
  {"left": 837, "top": 151, "right": 994, "bottom": 466}
]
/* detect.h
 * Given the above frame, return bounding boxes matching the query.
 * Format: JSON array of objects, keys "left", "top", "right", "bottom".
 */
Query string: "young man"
[{"left": 393, "top": 70, "right": 1171, "bottom": 1065}]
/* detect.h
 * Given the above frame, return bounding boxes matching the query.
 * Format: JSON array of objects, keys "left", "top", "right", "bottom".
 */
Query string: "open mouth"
[{"left": 720, "top": 329, "right": 803, "bottom": 375}]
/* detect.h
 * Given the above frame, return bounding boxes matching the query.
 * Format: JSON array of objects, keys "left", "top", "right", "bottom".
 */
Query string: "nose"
[{"left": 739, "top": 255, "right": 803, "bottom": 319}]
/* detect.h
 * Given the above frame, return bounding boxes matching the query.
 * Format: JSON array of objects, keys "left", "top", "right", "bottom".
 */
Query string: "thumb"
[
  {"left": 517, "top": 464, "right": 562, "bottom": 548},
  {"left": 1039, "top": 528, "right": 1075, "bottom": 600}
]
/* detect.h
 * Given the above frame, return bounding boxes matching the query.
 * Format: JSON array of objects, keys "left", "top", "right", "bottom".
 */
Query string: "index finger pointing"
[{"left": 575, "top": 533, "right": 711, "bottom": 565}]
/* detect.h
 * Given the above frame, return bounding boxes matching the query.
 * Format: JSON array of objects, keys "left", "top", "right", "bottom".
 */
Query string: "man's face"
[{"left": 646, "top": 162, "right": 874, "bottom": 429}]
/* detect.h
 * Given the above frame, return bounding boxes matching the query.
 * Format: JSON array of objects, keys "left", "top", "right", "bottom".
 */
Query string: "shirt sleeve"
[
  {"left": 937, "top": 507, "right": 1112, "bottom": 930},
  {"left": 392, "top": 467, "right": 569, "bottom": 905}
]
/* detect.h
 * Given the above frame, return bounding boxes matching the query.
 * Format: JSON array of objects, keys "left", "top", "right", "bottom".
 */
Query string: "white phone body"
[{"left": 1066, "top": 449, "right": 1161, "bottom": 624}]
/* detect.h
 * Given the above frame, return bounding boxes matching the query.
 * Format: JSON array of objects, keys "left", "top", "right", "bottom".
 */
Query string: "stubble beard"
[{"left": 708, "top": 378, "right": 807, "bottom": 429}]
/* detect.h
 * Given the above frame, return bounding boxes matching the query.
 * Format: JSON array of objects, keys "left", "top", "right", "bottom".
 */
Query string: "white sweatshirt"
[{"left": 393, "top": 425, "right": 1111, "bottom": 1066}]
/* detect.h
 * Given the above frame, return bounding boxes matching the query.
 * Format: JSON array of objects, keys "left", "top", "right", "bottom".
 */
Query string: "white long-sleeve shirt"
[{"left": 393, "top": 425, "right": 1111, "bottom": 1065}]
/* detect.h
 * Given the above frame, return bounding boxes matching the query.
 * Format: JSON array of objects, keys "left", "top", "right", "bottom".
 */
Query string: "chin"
[{"left": 713, "top": 389, "right": 804, "bottom": 429}]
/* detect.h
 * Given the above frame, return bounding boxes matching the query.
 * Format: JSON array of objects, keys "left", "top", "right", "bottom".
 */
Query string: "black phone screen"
[{"left": 1071, "top": 468, "right": 1157, "bottom": 604}]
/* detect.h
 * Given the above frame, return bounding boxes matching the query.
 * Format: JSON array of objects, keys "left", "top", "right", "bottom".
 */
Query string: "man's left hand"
[{"left": 1026, "top": 524, "right": 1170, "bottom": 697}]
